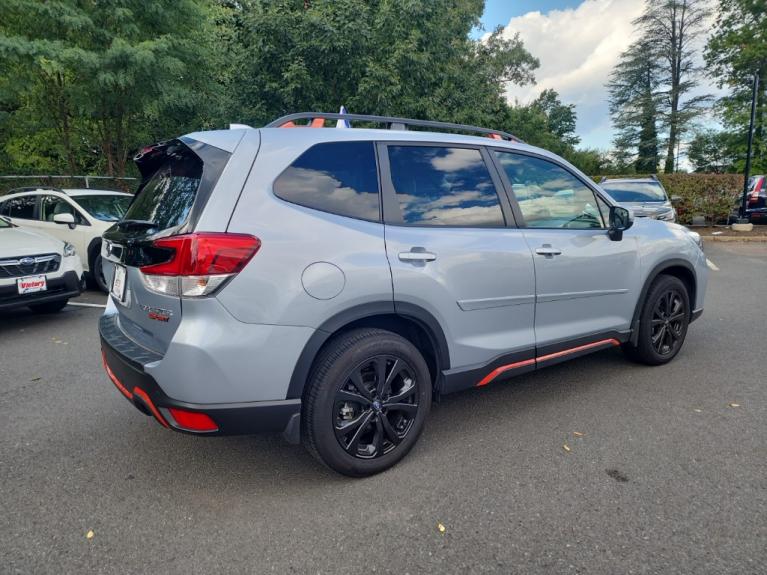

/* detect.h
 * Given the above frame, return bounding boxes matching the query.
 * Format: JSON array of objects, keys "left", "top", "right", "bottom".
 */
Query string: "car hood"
[
  {"left": 621, "top": 201, "right": 673, "bottom": 218},
  {"left": 0, "top": 227, "right": 63, "bottom": 257}
]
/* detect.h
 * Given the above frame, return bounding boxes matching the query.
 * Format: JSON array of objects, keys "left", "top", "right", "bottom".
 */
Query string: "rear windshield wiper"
[{"left": 117, "top": 219, "right": 157, "bottom": 229}]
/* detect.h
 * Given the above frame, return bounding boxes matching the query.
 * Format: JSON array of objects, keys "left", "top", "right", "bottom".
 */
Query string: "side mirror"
[
  {"left": 670, "top": 195, "right": 681, "bottom": 205},
  {"left": 608, "top": 205, "right": 633, "bottom": 241},
  {"left": 53, "top": 213, "right": 76, "bottom": 229}
]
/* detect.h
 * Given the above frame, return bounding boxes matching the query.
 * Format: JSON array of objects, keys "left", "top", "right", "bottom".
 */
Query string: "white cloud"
[{"left": 497, "top": 0, "right": 645, "bottom": 150}]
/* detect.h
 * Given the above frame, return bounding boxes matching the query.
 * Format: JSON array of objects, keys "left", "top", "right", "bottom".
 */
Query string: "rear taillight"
[{"left": 140, "top": 232, "right": 260, "bottom": 297}]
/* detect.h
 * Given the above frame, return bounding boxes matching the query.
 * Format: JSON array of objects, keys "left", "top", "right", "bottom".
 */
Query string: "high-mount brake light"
[{"left": 139, "top": 233, "right": 260, "bottom": 297}]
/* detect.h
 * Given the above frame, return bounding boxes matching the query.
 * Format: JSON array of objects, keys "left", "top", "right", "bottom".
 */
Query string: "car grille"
[{"left": 0, "top": 253, "right": 61, "bottom": 279}]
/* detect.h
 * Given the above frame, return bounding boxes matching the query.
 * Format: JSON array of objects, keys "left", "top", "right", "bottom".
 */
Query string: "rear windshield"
[
  {"left": 74, "top": 195, "right": 132, "bottom": 222},
  {"left": 601, "top": 181, "right": 667, "bottom": 203},
  {"left": 123, "top": 145, "right": 203, "bottom": 231}
]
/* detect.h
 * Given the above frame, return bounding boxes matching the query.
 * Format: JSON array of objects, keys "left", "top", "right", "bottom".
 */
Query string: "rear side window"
[
  {"left": 2, "top": 195, "right": 37, "bottom": 219},
  {"left": 124, "top": 145, "right": 203, "bottom": 231},
  {"left": 387, "top": 146, "right": 505, "bottom": 227},
  {"left": 274, "top": 141, "right": 380, "bottom": 221}
]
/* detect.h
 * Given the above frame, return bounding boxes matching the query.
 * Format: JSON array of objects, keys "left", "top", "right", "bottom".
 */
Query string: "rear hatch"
[{"left": 102, "top": 138, "right": 238, "bottom": 354}]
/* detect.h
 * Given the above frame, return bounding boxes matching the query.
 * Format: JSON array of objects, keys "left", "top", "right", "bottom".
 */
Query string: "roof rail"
[{"left": 265, "top": 112, "right": 524, "bottom": 143}]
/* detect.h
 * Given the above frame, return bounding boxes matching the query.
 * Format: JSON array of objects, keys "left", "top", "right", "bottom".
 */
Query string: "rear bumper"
[
  {"left": 0, "top": 270, "right": 82, "bottom": 310},
  {"left": 99, "top": 315, "right": 301, "bottom": 439}
]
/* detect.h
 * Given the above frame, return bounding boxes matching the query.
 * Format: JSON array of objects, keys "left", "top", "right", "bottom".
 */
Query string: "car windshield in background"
[
  {"left": 73, "top": 195, "right": 132, "bottom": 221},
  {"left": 601, "top": 181, "right": 667, "bottom": 203},
  {"left": 122, "top": 145, "right": 203, "bottom": 231}
]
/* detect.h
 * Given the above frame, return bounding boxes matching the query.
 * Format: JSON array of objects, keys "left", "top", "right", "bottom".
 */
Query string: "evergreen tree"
[{"left": 607, "top": 41, "right": 662, "bottom": 172}]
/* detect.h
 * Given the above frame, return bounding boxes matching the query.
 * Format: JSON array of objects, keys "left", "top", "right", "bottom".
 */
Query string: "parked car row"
[{"left": 0, "top": 187, "right": 132, "bottom": 313}]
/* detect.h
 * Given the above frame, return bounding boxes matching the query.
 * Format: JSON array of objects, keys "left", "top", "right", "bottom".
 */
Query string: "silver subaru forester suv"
[{"left": 99, "top": 113, "right": 707, "bottom": 476}]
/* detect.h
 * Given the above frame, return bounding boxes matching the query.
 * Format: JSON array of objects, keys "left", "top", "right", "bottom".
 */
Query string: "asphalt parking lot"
[{"left": 1, "top": 242, "right": 765, "bottom": 574}]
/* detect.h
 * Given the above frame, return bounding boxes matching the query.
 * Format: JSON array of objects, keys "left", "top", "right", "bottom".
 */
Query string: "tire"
[
  {"left": 91, "top": 253, "right": 109, "bottom": 293},
  {"left": 302, "top": 328, "right": 432, "bottom": 477},
  {"left": 623, "top": 274, "right": 690, "bottom": 365},
  {"left": 28, "top": 299, "right": 68, "bottom": 314}
]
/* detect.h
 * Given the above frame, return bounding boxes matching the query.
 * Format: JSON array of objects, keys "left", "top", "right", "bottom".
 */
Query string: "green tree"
[
  {"left": 637, "top": 0, "right": 711, "bottom": 172},
  {"left": 687, "top": 129, "right": 739, "bottom": 172},
  {"left": 228, "top": 0, "right": 538, "bottom": 127},
  {"left": 530, "top": 89, "right": 579, "bottom": 148},
  {"left": 705, "top": 0, "right": 767, "bottom": 173},
  {"left": 608, "top": 0, "right": 710, "bottom": 173},
  {"left": 607, "top": 41, "right": 662, "bottom": 172},
  {"left": 0, "top": 0, "right": 223, "bottom": 176}
]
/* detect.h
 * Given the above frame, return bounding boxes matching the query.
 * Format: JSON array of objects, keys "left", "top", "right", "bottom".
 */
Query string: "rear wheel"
[
  {"left": 28, "top": 299, "right": 68, "bottom": 314},
  {"left": 624, "top": 275, "right": 690, "bottom": 365},
  {"left": 302, "top": 328, "right": 431, "bottom": 477}
]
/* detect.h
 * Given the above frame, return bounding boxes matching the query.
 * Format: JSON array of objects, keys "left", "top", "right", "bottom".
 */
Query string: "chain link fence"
[{"left": 0, "top": 175, "right": 138, "bottom": 195}]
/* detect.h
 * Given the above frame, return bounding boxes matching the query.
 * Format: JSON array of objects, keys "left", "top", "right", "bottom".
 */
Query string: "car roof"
[{"left": 63, "top": 188, "right": 132, "bottom": 197}]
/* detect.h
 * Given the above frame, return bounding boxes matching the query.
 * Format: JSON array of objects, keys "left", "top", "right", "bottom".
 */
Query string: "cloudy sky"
[{"left": 476, "top": 0, "right": 723, "bottom": 152}]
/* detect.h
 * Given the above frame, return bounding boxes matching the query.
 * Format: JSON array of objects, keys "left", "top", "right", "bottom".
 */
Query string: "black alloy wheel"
[
  {"left": 302, "top": 328, "right": 431, "bottom": 476},
  {"left": 623, "top": 274, "right": 690, "bottom": 366},
  {"left": 650, "top": 288, "right": 686, "bottom": 356},
  {"left": 333, "top": 355, "right": 419, "bottom": 459}
]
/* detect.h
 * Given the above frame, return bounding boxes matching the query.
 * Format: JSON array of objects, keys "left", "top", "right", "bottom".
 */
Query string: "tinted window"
[
  {"left": 41, "top": 195, "right": 87, "bottom": 225},
  {"left": 495, "top": 152, "right": 604, "bottom": 229},
  {"left": 73, "top": 195, "right": 132, "bottom": 222},
  {"left": 123, "top": 145, "right": 203, "bottom": 231},
  {"left": 601, "top": 181, "right": 667, "bottom": 202},
  {"left": 387, "top": 146, "right": 504, "bottom": 227},
  {"left": 2, "top": 195, "right": 36, "bottom": 219},
  {"left": 274, "top": 142, "right": 380, "bottom": 221}
]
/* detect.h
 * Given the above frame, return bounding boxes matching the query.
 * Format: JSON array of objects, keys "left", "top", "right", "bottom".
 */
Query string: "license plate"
[
  {"left": 17, "top": 275, "right": 47, "bottom": 294},
  {"left": 111, "top": 264, "right": 127, "bottom": 302}
]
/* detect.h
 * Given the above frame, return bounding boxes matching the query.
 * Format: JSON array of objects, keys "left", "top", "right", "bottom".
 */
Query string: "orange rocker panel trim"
[{"left": 476, "top": 338, "right": 621, "bottom": 387}]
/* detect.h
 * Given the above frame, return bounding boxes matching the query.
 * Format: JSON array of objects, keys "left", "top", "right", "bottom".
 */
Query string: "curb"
[{"left": 702, "top": 236, "right": 767, "bottom": 242}]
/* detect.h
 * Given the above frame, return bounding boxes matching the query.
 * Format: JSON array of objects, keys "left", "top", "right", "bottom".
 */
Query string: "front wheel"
[
  {"left": 623, "top": 274, "right": 690, "bottom": 365},
  {"left": 302, "top": 328, "right": 431, "bottom": 477},
  {"left": 92, "top": 254, "right": 109, "bottom": 293}
]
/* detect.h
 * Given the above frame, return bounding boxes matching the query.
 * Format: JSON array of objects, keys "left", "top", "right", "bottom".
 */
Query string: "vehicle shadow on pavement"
[{"left": 91, "top": 347, "right": 635, "bottom": 490}]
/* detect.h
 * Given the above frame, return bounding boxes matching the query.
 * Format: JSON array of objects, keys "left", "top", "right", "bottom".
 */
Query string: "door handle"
[
  {"left": 535, "top": 245, "right": 562, "bottom": 257},
  {"left": 398, "top": 249, "right": 437, "bottom": 262}
]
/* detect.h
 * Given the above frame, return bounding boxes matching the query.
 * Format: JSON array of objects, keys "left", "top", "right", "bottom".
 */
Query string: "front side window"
[
  {"left": 387, "top": 146, "right": 505, "bottom": 227},
  {"left": 41, "top": 195, "right": 87, "bottom": 225},
  {"left": 495, "top": 152, "right": 605, "bottom": 229},
  {"left": 1, "top": 195, "right": 37, "bottom": 220},
  {"left": 273, "top": 141, "right": 380, "bottom": 221}
]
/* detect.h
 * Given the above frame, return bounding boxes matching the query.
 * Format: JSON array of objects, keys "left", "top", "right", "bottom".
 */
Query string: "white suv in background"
[
  {"left": 0, "top": 216, "right": 83, "bottom": 313},
  {"left": 0, "top": 188, "right": 132, "bottom": 292}
]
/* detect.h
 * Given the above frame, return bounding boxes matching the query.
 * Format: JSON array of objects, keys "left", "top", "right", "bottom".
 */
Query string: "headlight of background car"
[
  {"left": 63, "top": 242, "right": 76, "bottom": 257},
  {"left": 656, "top": 208, "right": 676, "bottom": 221}
]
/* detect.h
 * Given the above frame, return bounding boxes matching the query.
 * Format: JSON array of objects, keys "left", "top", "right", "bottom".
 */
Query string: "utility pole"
[{"left": 739, "top": 72, "right": 759, "bottom": 222}]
